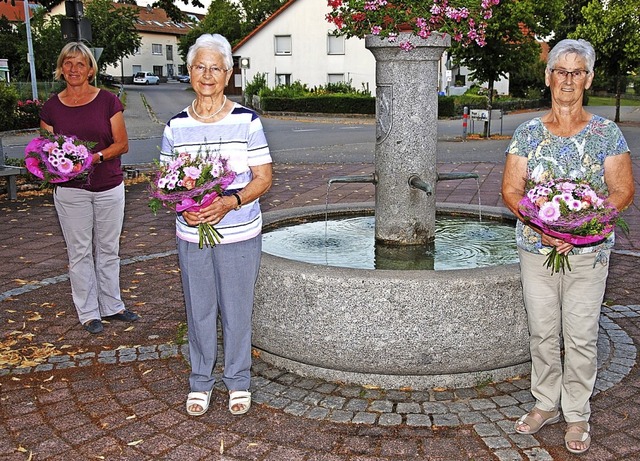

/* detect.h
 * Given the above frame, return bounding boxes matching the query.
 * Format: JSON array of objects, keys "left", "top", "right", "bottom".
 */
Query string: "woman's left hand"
[{"left": 182, "top": 196, "right": 234, "bottom": 226}]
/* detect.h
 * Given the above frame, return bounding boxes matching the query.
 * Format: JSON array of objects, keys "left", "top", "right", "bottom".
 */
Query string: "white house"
[
  {"left": 50, "top": 2, "right": 200, "bottom": 81},
  {"left": 232, "top": 0, "right": 508, "bottom": 97}
]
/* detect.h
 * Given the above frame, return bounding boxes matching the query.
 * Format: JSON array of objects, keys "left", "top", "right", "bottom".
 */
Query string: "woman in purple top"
[{"left": 39, "top": 42, "right": 139, "bottom": 334}]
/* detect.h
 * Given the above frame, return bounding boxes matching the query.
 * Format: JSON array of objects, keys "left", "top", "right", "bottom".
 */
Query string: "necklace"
[{"left": 191, "top": 96, "right": 227, "bottom": 120}]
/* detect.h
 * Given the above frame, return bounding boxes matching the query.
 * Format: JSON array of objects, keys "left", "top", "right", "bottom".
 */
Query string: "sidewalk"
[{"left": 1, "top": 93, "right": 639, "bottom": 460}]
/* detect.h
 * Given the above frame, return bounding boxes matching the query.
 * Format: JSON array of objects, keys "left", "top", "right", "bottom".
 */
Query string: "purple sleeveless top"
[{"left": 39, "top": 89, "right": 125, "bottom": 192}]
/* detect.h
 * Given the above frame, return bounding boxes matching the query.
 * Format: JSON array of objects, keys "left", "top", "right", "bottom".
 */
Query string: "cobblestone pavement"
[{"left": 1, "top": 97, "right": 640, "bottom": 460}]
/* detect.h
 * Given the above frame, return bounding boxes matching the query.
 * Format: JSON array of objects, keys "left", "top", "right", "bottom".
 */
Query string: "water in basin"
[{"left": 262, "top": 215, "right": 518, "bottom": 270}]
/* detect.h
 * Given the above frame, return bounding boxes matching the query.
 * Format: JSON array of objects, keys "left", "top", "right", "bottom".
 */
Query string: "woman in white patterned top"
[
  {"left": 161, "top": 33, "right": 272, "bottom": 418},
  {"left": 502, "top": 39, "right": 634, "bottom": 455}
]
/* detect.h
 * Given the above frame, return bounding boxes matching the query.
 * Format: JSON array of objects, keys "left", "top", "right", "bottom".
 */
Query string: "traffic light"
[
  {"left": 65, "top": 0, "right": 83, "bottom": 18},
  {"left": 62, "top": 0, "right": 92, "bottom": 43}
]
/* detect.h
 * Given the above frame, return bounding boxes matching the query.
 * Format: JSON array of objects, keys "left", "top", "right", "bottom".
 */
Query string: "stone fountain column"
[{"left": 366, "top": 32, "right": 450, "bottom": 245}]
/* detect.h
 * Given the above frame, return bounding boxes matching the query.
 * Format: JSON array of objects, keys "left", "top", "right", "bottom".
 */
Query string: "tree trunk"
[
  {"left": 615, "top": 74, "right": 621, "bottom": 123},
  {"left": 485, "top": 80, "right": 494, "bottom": 138}
]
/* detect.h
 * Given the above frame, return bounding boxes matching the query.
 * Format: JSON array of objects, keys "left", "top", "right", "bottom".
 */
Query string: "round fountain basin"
[{"left": 254, "top": 203, "right": 530, "bottom": 389}]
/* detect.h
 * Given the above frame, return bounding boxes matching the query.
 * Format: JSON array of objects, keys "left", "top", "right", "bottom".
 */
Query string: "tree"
[
  {"left": 28, "top": 7, "right": 65, "bottom": 80},
  {"left": 548, "top": 0, "right": 590, "bottom": 49},
  {"left": 178, "top": 0, "right": 243, "bottom": 61},
  {"left": 0, "top": 16, "right": 22, "bottom": 79},
  {"left": 6, "top": 6, "right": 63, "bottom": 81},
  {"left": 152, "top": 0, "right": 204, "bottom": 21},
  {"left": 450, "top": 0, "right": 563, "bottom": 136},
  {"left": 571, "top": 0, "right": 640, "bottom": 122},
  {"left": 84, "top": 0, "right": 141, "bottom": 71},
  {"left": 239, "top": 0, "right": 286, "bottom": 33}
]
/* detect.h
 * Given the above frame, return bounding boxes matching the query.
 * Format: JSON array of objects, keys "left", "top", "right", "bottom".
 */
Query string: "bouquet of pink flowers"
[
  {"left": 518, "top": 178, "right": 621, "bottom": 274},
  {"left": 24, "top": 131, "right": 95, "bottom": 187},
  {"left": 149, "top": 147, "right": 237, "bottom": 249}
]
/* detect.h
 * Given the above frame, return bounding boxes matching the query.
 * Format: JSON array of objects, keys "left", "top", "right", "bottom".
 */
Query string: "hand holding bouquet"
[
  {"left": 149, "top": 147, "right": 236, "bottom": 249},
  {"left": 24, "top": 131, "right": 96, "bottom": 187},
  {"left": 518, "top": 178, "right": 622, "bottom": 274}
]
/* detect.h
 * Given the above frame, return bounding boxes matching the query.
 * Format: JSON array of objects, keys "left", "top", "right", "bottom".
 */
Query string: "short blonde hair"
[{"left": 54, "top": 42, "right": 98, "bottom": 81}]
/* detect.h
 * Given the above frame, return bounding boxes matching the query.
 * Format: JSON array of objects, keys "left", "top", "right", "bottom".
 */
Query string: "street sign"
[{"left": 469, "top": 109, "right": 488, "bottom": 120}]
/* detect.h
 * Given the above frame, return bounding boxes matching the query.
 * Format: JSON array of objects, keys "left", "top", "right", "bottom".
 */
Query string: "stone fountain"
[{"left": 252, "top": 33, "right": 530, "bottom": 389}]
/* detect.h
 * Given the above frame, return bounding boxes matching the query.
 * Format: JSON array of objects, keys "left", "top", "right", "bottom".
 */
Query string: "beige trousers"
[{"left": 518, "top": 248, "right": 610, "bottom": 423}]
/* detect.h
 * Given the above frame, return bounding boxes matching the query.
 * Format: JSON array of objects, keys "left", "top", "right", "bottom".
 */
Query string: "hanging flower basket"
[{"left": 326, "top": 0, "right": 501, "bottom": 51}]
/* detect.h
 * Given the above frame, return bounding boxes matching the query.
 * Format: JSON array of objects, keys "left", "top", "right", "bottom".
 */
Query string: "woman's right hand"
[{"left": 541, "top": 233, "right": 573, "bottom": 255}]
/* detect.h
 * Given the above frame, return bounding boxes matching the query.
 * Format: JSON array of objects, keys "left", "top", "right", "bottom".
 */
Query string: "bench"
[{"left": 0, "top": 137, "right": 26, "bottom": 200}]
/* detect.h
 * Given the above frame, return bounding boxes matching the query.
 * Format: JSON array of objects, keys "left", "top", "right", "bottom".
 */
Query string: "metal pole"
[
  {"left": 23, "top": 0, "right": 38, "bottom": 100},
  {"left": 462, "top": 106, "right": 468, "bottom": 140}
]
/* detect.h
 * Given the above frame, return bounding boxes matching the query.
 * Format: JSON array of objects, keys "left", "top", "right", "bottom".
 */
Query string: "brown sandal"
[
  {"left": 565, "top": 421, "right": 591, "bottom": 454},
  {"left": 514, "top": 407, "right": 561, "bottom": 434}
]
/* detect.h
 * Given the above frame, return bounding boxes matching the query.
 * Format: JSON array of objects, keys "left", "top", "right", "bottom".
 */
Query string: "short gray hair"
[
  {"left": 546, "top": 39, "right": 595, "bottom": 73},
  {"left": 186, "top": 34, "right": 233, "bottom": 70}
]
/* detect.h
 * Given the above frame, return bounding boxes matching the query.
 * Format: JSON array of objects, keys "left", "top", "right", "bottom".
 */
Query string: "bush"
[
  {"left": 311, "top": 80, "right": 371, "bottom": 96},
  {"left": 438, "top": 96, "right": 455, "bottom": 118},
  {"left": 244, "top": 72, "right": 267, "bottom": 106},
  {"left": 453, "top": 94, "right": 488, "bottom": 113},
  {"left": 14, "top": 98, "right": 43, "bottom": 129},
  {"left": 0, "top": 82, "right": 19, "bottom": 131},
  {"left": 261, "top": 80, "right": 309, "bottom": 98}
]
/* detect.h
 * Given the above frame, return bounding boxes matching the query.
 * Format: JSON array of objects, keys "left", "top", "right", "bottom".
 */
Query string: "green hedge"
[
  {"left": 261, "top": 94, "right": 375, "bottom": 114},
  {"left": 253, "top": 93, "right": 546, "bottom": 117},
  {"left": 438, "top": 96, "right": 456, "bottom": 118}
]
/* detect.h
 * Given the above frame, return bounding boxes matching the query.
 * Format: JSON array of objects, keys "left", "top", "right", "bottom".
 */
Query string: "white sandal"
[
  {"left": 229, "top": 390, "right": 251, "bottom": 415},
  {"left": 186, "top": 391, "right": 211, "bottom": 416}
]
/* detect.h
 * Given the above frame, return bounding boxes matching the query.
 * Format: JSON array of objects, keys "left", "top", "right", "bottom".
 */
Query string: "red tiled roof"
[
  {"left": 0, "top": 0, "right": 35, "bottom": 22},
  {"left": 111, "top": 3, "right": 201, "bottom": 36}
]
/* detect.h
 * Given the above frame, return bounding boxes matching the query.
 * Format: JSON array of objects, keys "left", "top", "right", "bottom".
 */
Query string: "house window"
[
  {"left": 327, "top": 35, "right": 345, "bottom": 55},
  {"left": 166, "top": 45, "right": 173, "bottom": 61},
  {"left": 327, "top": 73, "right": 345, "bottom": 84},
  {"left": 134, "top": 47, "right": 141, "bottom": 55},
  {"left": 275, "top": 74, "right": 291, "bottom": 86},
  {"left": 153, "top": 65, "right": 163, "bottom": 77},
  {"left": 274, "top": 35, "right": 292, "bottom": 55},
  {"left": 152, "top": 44, "right": 162, "bottom": 55},
  {"left": 454, "top": 74, "right": 466, "bottom": 87}
]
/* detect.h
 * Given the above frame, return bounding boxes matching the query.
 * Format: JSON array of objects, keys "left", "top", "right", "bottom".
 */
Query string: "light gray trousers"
[
  {"left": 177, "top": 235, "right": 261, "bottom": 393},
  {"left": 518, "top": 248, "right": 609, "bottom": 423},
  {"left": 54, "top": 183, "right": 126, "bottom": 325}
]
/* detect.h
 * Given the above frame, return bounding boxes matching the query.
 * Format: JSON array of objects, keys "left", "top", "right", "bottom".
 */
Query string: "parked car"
[
  {"left": 177, "top": 74, "right": 190, "bottom": 83},
  {"left": 133, "top": 71, "right": 160, "bottom": 85}
]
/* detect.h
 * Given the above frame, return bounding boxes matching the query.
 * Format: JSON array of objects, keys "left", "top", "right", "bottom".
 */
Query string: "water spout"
[
  {"left": 437, "top": 172, "right": 479, "bottom": 181},
  {"left": 408, "top": 174, "right": 433, "bottom": 195},
  {"left": 328, "top": 173, "right": 378, "bottom": 185}
]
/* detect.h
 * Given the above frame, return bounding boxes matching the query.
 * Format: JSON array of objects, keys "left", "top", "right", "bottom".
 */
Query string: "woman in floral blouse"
[{"left": 501, "top": 39, "right": 634, "bottom": 455}]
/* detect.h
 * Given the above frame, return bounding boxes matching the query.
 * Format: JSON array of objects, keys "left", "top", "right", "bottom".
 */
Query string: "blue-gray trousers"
[{"left": 177, "top": 235, "right": 261, "bottom": 393}]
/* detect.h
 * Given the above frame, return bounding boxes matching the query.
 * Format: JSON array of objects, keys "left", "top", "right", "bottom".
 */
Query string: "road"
[{"left": 5, "top": 83, "right": 640, "bottom": 165}]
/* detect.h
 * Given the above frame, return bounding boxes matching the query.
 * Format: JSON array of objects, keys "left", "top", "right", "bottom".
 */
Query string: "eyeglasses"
[
  {"left": 189, "top": 65, "right": 229, "bottom": 76},
  {"left": 550, "top": 69, "right": 590, "bottom": 81}
]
